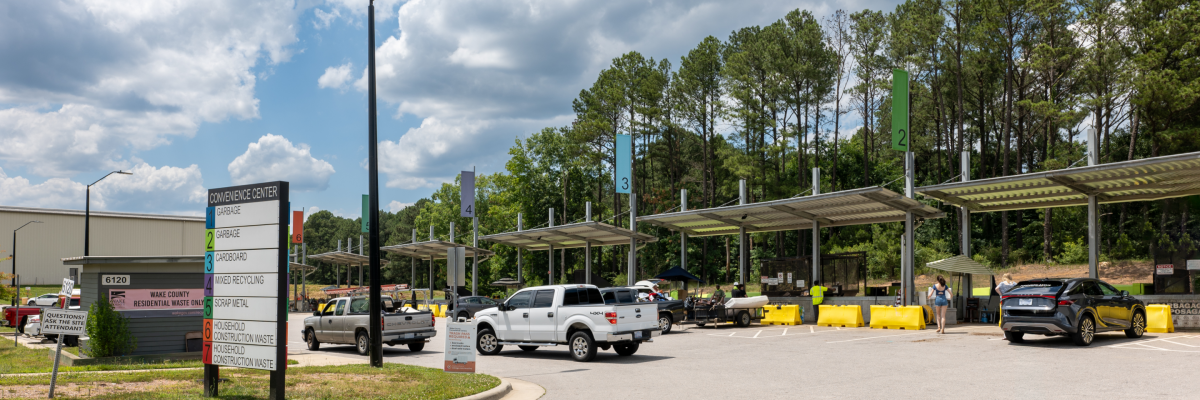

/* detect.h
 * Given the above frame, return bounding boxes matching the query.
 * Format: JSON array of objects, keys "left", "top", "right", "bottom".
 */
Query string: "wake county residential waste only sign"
[{"left": 203, "top": 181, "right": 289, "bottom": 398}]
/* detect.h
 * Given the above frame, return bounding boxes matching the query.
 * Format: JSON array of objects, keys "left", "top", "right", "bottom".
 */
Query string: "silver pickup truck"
[{"left": 302, "top": 295, "right": 436, "bottom": 355}]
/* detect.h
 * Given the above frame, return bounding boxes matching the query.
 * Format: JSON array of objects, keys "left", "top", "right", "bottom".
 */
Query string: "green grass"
[
  {"left": 0, "top": 335, "right": 202, "bottom": 374},
  {"left": 1, "top": 363, "right": 500, "bottom": 400}
]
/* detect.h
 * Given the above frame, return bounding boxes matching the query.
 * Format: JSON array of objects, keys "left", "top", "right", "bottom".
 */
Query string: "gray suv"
[
  {"left": 447, "top": 296, "right": 500, "bottom": 320},
  {"left": 1001, "top": 278, "right": 1146, "bottom": 346}
]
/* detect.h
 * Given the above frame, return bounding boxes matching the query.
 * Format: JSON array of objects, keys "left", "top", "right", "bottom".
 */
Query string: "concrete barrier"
[
  {"left": 869, "top": 305, "right": 926, "bottom": 330},
  {"left": 761, "top": 305, "right": 802, "bottom": 325},
  {"left": 1146, "top": 304, "right": 1174, "bottom": 333},
  {"left": 817, "top": 305, "right": 864, "bottom": 327}
]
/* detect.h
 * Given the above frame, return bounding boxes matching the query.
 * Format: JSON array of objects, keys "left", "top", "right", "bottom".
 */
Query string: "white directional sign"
[
  {"left": 211, "top": 296, "right": 279, "bottom": 322},
  {"left": 211, "top": 225, "right": 280, "bottom": 251},
  {"left": 212, "top": 273, "right": 279, "bottom": 297},
  {"left": 210, "top": 319, "right": 280, "bottom": 347},
  {"left": 204, "top": 181, "right": 288, "bottom": 377},
  {"left": 210, "top": 342, "right": 280, "bottom": 371},
  {"left": 60, "top": 278, "right": 75, "bottom": 296},
  {"left": 41, "top": 309, "right": 88, "bottom": 336}
]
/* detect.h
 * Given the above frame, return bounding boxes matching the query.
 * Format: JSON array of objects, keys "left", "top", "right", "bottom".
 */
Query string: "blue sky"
[{"left": 0, "top": 0, "right": 898, "bottom": 219}]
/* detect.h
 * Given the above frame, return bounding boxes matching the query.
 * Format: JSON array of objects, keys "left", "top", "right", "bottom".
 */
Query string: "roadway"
[{"left": 287, "top": 314, "right": 1199, "bottom": 399}]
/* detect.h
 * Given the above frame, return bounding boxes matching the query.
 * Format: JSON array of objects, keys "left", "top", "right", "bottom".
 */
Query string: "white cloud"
[
  {"left": 228, "top": 134, "right": 336, "bottom": 192},
  {"left": 0, "top": 0, "right": 303, "bottom": 177},
  {"left": 313, "top": 8, "right": 342, "bottom": 29},
  {"left": 388, "top": 200, "right": 414, "bottom": 212},
  {"left": 334, "top": 0, "right": 858, "bottom": 188},
  {"left": 318, "top": 63, "right": 354, "bottom": 90},
  {"left": 0, "top": 163, "right": 205, "bottom": 213}
]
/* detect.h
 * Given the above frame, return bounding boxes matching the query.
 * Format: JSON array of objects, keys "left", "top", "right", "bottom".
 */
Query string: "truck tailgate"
[
  {"left": 384, "top": 312, "right": 433, "bottom": 332},
  {"left": 614, "top": 304, "right": 658, "bottom": 332}
]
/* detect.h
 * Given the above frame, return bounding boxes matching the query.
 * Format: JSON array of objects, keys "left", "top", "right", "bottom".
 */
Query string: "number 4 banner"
[
  {"left": 892, "top": 69, "right": 909, "bottom": 152},
  {"left": 460, "top": 171, "right": 475, "bottom": 218}
]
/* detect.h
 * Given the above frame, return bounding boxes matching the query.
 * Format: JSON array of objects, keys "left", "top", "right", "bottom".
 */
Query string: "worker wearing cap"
[
  {"left": 731, "top": 283, "right": 747, "bottom": 298},
  {"left": 810, "top": 280, "right": 827, "bottom": 322}
]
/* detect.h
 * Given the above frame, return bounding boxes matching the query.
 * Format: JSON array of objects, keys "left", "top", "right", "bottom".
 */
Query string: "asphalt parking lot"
[{"left": 287, "top": 314, "right": 1199, "bottom": 399}]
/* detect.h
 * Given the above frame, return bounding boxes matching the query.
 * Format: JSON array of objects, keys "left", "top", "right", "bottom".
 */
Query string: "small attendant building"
[{"left": 64, "top": 255, "right": 204, "bottom": 356}]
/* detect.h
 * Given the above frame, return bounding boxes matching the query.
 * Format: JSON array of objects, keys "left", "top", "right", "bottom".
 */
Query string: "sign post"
[
  {"left": 893, "top": 69, "right": 914, "bottom": 306},
  {"left": 43, "top": 308, "right": 87, "bottom": 398},
  {"left": 461, "top": 169, "right": 478, "bottom": 295},
  {"left": 203, "top": 181, "right": 289, "bottom": 399},
  {"left": 616, "top": 133, "right": 635, "bottom": 286}
]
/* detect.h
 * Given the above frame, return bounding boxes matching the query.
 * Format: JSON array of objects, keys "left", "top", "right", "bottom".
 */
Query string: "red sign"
[
  {"left": 292, "top": 211, "right": 304, "bottom": 244},
  {"left": 202, "top": 342, "right": 213, "bottom": 364},
  {"left": 1156, "top": 264, "right": 1175, "bottom": 275}
]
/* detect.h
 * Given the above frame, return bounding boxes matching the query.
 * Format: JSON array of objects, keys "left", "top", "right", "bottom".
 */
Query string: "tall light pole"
[
  {"left": 366, "top": 0, "right": 383, "bottom": 368},
  {"left": 11, "top": 220, "right": 41, "bottom": 345},
  {"left": 85, "top": 170, "right": 132, "bottom": 256}
]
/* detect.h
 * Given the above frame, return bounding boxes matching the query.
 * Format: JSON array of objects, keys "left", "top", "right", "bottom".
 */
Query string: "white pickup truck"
[
  {"left": 472, "top": 284, "right": 660, "bottom": 362},
  {"left": 302, "top": 295, "right": 436, "bottom": 355}
]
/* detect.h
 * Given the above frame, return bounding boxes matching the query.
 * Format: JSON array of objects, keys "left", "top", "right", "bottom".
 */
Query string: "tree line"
[{"left": 300, "top": 0, "right": 1200, "bottom": 295}]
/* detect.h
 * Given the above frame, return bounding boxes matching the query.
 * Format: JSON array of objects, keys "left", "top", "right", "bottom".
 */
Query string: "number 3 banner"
[{"left": 615, "top": 134, "right": 631, "bottom": 194}]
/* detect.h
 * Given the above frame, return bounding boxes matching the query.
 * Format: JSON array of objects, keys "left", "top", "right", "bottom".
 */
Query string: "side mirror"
[
  {"left": 312, "top": 310, "right": 321, "bottom": 316},
  {"left": 1121, "top": 290, "right": 1130, "bottom": 297}
]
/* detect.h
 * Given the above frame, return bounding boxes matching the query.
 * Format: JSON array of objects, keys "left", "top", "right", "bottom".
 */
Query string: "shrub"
[
  {"left": 84, "top": 296, "right": 137, "bottom": 358},
  {"left": 1055, "top": 238, "right": 1089, "bottom": 265},
  {"left": 0, "top": 273, "right": 15, "bottom": 302}
]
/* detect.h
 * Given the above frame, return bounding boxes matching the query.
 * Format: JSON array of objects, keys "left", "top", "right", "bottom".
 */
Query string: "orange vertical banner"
[{"left": 292, "top": 211, "right": 304, "bottom": 244}]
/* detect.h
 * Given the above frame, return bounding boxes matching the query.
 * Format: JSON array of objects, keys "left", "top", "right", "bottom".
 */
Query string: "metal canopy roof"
[
  {"left": 480, "top": 221, "right": 657, "bottom": 251},
  {"left": 636, "top": 186, "right": 944, "bottom": 237},
  {"left": 916, "top": 151, "right": 1200, "bottom": 213},
  {"left": 307, "top": 251, "right": 389, "bottom": 266},
  {"left": 925, "top": 255, "right": 993, "bottom": 276},
  {"left": 290, "top": 262, "right": 316, "bottom": 273},
  {"left": 379, "top": 240, "right": 495, "bottom": 261}
]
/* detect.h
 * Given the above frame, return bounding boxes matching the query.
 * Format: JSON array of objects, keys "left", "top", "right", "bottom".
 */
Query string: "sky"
[{"left": 0, "top": 0, "right": 901, "bottom": 219}]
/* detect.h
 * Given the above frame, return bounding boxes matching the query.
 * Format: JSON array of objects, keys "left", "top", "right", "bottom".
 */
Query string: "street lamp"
[
  {"left": 85, "top": 170, "right": 132, "bottom": 256},
  {"left": 11, "top": 220, "right": 41, "bottom": 345}
]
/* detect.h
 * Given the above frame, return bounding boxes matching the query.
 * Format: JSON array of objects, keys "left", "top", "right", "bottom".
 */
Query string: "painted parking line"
[
  {"left": 1111, "top": 334, "right": 1200, "bottom": 353},
  {"left": 825, "top": 330, "right": 930, "bottom": 344}
]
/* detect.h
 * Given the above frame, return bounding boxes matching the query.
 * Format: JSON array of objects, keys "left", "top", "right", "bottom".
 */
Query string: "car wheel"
[
  {"left": 355, "top": 331, "right": 370, "bottom": 356},
  {"left": 305, "top": 329, "right": 320, "bottom": 351},
  {"left": 64, "top": 335, "right": 79, "bottom": 347},
  {"left": 737, "top": 311, "right": 751, "bottom": 327},
  {"left": 27, "top": 300, "right": 35, "bottom": 306},
  {"left": 408, "top": 343, "right": 424, "bottom": 352},
  {"left": 1004, "top": 331, "right": 1024, "bottom": 343},
  {"left": 696, "top": 321, "right": 706, "bottom": 327},
  {"left": 476, "top": 328, "right": 503, "bottom": 355},
  {"left": 1125, "top": 311, "right": 1146, "bottom": 338},
  {"left": 568, "top": 331, "right": 597, "bottom": 362},
  {"left": 457, "top": 312, "right": 470, "bottom": 321},
  {"left": 518, "top": 345, "right": 539, "bottom": 352},
  {"left": 1072, "top": 315, "right": 1096, "bottom": 346},
  {"left": 613, "top": 342, "right": 639, "bottom": 356},
  {"left": 658, "top": 314, "right": 673, "bottom": 334},
  {"left": 17, "top": 317, "right": 27, "bottom": 334}
]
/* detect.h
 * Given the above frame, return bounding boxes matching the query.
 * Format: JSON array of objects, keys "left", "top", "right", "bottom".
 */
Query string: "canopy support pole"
[
  {"left": 429, "top": 226, "right": 434, "bottom": 294},
  {"left": 411, "top": 229, "right": 416, "bottom": 292},
  {"left": 812, "top": 168, "right": 821, "bottom": 285},
  {"left": 1087, "top": 128, "right": 1100, "bottom": 279},
  {"left": 961, "top": 151, "right": 971, "bottom": 300},
  {"left": 549, "top": 208, "right": 555, "bottom": 285},
  {"left": 517, "top": 214, "right": 523, "bottom": 287},
  {"left": 629, "top": 193, "right": 637, "bottom": 286},
  {"left": 738, "top": 180, "right": 747, "bottom": 286},
  {"left": 585, "top": 203, "right": 592, "bottom": 285},
  {"left": 680, "top": 191, "right": 687, "bottom": 274},
  {"left": 903, "top": 151, "right": 915, "bottom": 306}
]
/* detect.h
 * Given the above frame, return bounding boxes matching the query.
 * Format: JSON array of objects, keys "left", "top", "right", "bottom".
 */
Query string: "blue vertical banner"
[{"left": 615, "top": 134, "right": 631, "bottom": 194}]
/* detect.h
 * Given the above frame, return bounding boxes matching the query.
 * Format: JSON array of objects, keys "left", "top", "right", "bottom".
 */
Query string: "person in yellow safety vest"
[{"left": 810, "top": 280, "right": 827, "bottom": 322}]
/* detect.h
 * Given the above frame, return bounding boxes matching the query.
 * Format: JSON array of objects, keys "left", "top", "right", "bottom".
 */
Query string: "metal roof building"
[{"left": 1, "top": 206, "right": 205, "bottom": 286}]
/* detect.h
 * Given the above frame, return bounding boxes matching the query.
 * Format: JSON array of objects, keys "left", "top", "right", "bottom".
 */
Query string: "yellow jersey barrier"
[
  {"left": 761, "top": 305, "right": 802, "bottom": 325},
  {"left": 817, "top": 305, "right": 864, "bottom": 327},
  {"left": 436, "top": 304, "right": 447, "bottom": 318},
  {"left": 1146, "top": 304, "right": 1174, "bottom": 333},
  {"left": 869, "top": 305, "right": 926, "bottom": 330}
]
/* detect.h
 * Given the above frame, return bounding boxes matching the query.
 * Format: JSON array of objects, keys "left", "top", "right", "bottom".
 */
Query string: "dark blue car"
[{"left": 1001, "top": 278, "right": 1146, "bottom": 346}]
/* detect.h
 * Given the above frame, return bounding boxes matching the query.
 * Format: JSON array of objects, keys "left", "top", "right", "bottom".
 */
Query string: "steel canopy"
[
  {"left": 379, "top": 240, "right": 495, "bottom": 261},
  {"left": 925, "top": 255, "right": 994, "bottom": 276},
  {"left": 915, "top": 151, "right": 1200, "bottom": 213},
  {"left": 480, "top": 221, "right": 657, "bottom": 250},
  {"left": 307, "top": 251, "right": 390, "bottom": 266},
  {"left": 636, "top": 186, "right": 944, "bottom": 237}
]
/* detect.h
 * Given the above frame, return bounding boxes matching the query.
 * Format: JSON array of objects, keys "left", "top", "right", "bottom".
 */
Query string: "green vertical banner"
[
  {"left": 361, "top": 194, "right": 370, "bottom": 232},
  {"left": 892, "top": 69, "right": 909, "bottom": 152}
]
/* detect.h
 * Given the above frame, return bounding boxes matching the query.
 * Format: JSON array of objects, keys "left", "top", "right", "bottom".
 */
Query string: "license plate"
[
  {"left": 1019, "top": 299, "right": 1032, "bottom": 306},
  {"left": 634, "top": 331, "right": 643, "bottom": 339},
  {"left": 403, "top": 333, "right": 414, "bottom": 339}
]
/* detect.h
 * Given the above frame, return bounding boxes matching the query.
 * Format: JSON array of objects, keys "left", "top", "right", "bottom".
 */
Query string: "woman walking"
[{"left": 928, "top": 276, "right": 952, "bottom": 334}]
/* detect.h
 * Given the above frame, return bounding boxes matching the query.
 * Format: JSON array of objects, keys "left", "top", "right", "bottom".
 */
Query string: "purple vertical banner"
[{"left": 204, "top": 274, "right": 214, "bottom": 297}]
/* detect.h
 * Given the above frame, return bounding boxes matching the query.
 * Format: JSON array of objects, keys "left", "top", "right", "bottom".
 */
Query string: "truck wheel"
[
  {"left": 658, "top": 313, "right": 673, "bottom": 334},
  {"left": 568, "top": 331, "right": 597, "bottom": 362},
  {"left": 696, "top": 321, "right": 706, "bottom": 327},
  {"left": 457, "top": 312, "right": 470, "bottom": 321},
  {"left": 737, "top": 311, "right": 751, "bottom": 327},
  {"left": 476, "top": 328, "right": 503, "bottom": 355},
  {"left": 408, "top": 343, "right": 424, "bottom": 352},
  {"left": 17, "top": 317, "right": 27, "bottom": 334},
  {"left": 306, "top": 329, "right": 320, "bottom": 350},
  {"left": 64, "top": 335, "right": 79, "bottom": 347},
  {"left": 355, "top": 331, "right": 370, "bottom": 356},
  {"left": 519, "top": 345, "right": 538, "bottom": 352},
  {"left": 613, "top": 342, "right": 639, "bottom": 356}
]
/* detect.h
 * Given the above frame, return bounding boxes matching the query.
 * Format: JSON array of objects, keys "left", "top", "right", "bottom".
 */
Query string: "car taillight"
[
  {"left": 431, "top": 317, "right": 436, "bottom": 327},
  {"left": 605, "top": 312, "right": 617, "bottom": 325},
  {"left": 1057, "top": 299, "right": 1074, "bottom": 306}
]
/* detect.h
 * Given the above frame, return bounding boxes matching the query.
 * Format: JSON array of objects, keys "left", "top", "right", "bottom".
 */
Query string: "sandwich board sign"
[
  {"left": 203, "top": 181, "right": 289, "bottom": 398},
  {"left": 444, "top": 320, "right": 476, "bottom": 373}
]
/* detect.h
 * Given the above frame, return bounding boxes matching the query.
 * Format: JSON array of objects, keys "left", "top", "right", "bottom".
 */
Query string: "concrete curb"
[{"left": 453, "top": 378, "right": 512, "bottom": 400}]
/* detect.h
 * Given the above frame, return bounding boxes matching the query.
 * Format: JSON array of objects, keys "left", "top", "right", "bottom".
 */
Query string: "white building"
[{"left": 0, "top": 206, "right": 204, "bottom": 286}]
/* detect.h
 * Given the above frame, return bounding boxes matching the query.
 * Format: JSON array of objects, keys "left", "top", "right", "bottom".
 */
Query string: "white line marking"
[
  {"left": 728, "top": 332, "right": 735, "bottom": 337},
  {"left": 1161, "top": 340, "right": 1200, "bottom": 348},
  {"left": 753, "top": 330, "right": 762, "bottom": 338},
  {"left": 810, "top": 326, "right": 815, "bottom": 333},
  {"left": 782, "top": 328, "right": 788, "bottom": 336},
  {"left": 826, "top": 331, "right": 929, "bottom": 344}
]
